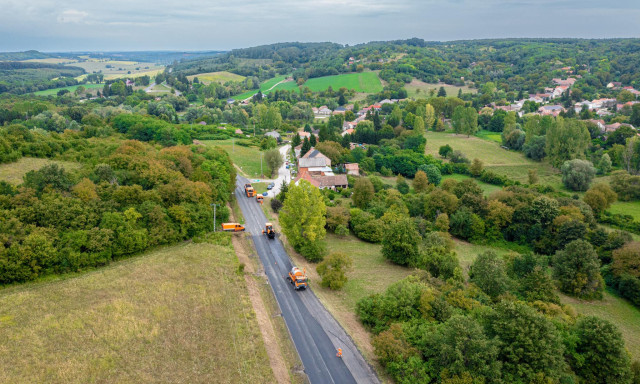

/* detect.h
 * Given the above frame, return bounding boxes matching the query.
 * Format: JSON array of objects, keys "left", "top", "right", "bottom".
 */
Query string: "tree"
[
  {"left": 452, "top": 106, "right": 478, "bottom": 137},
  {"left": 309, "top": 133, "right": 317, "bottom": 146},
  {"left": 570, "top": 316, "right": 632, "bottom": 384},
  {"left": 438, "top": 86, "right": 447, "bottom": 97},
  {"left": 396, "top": 175, "right": 409, "bottom": 194},
  {"left": 553, "top": 239, "right": 604, "bottom": 299},
  {"left": 546, "top": 117, "right": 590, "bottom": 167},
  {"left": 292, "top": 132, "right": 301, "bottom": 147},
  {"left": 598, "top": 153, "right": 612, "bottom": 175},
  {"left": 612, "top": 242, "right": 640, "bottom": 278},
  {"left": 523, "top": 136, "right": 546, "bottom": 161},
  {"left": 352, "top": 177, "right": 374, "bottom": 208},
  {"left": 528, "top": 169, "right": 539, "bottom": 185},
  {"left": 583, "top": 183, "right": 617, "bottom": 215},
  {"left": 413, "top": 170, "right": 429, "bottom": 193},
  {"left": 421, "top": 164, "right": 442, "bottom": 186},
  {"left": 488, "top": 301, "right": 566, "bottom": 383},
  {"left": 561, "top": 159, "right": 596, "bottom": 191},
  {"left": 413, "top": 116, "right": 425, "bottom": 135},
  {"left": 435, "top": 213, "right": 450, "bottom": 232},
  {"left": 264, "top": 149, "right": 283, "bottom": 177},
  {"left": 439, "top": 144, "right": 453, "bottom": 158},
  {"left": 23, "top": 164, "right": 72, "bottom": 194},
  {"left": 71, "top": 178, "right": 98, "bottom": 202},
  {"left": 382, "top": 217, "right": 420, "bottom": 266},
  {"left": 470, "top": 251, "right": 511, "bottom": 299},
  {"left": 316, "top": 252, "right": 353, "bottom": 290},
  {"left": 424, "top": 104, "right": 436, "bottom": 131},
  {"left": 470, "top": 158, "right": 484, "bottom": 177},
  {"left": 280, "top": 180, "right": 327, "bottom": 261},
  {"left": 300, "top": 137, "right": 311, "bottom": 157}
]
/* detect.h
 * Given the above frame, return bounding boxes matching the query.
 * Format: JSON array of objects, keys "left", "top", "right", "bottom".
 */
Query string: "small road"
[{"left": 235, "top": 176, "right": 379, "bottom": 384}]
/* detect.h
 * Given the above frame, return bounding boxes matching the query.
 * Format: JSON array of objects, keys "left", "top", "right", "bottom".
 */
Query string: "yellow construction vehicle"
[
  {"left": 287, "top": 267, "right": 308, "bottom": 290},
  {"left": 221, "top": 223, "right": 245, "bottom": 232},
  {"left": 244, "top": 183, "right": 255, "bottom": 197},
  {"left": 262, "top": 222, "right": 275, "bottom": 239}
]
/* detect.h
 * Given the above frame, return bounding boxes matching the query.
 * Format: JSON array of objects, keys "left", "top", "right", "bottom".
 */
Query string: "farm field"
[
  {"left": 608, "top": 201, "right": 640, "bottom": 221},
  {"left": 187, "top": 71, "right": 246, "bottom": 84},
  {"left": 303, "top": 72, "right": 383, "bottom": 93},
  {"left": 23, "top": 58, "right": 77, "bottom": 65},
  {"left": 0, "top": 157, "right": 82, "bottom": 185},
  {"left": 0, "top": 241, "right": 276, "bottom": 383},
  {"left": 231, "top": 75, "right": 289, "bottom": 100},
  {"left": 406, "top": 78, "right": 477, "bottom": 98},
  {"left": 33, "top": 83, "right": 103, "bottom": 96},
  {"left": 70, "top": 59, "right": 164, "bottom": 80},
  {"left": 202, "top": 139, "right": 265, "bottom": 178},
  {"left": 560, "top": 291, "right": 640, "bottom": 360}
]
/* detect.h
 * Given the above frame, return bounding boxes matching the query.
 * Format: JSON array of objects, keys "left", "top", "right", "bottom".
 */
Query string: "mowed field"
[
  {"left": 202, "top": 139, "right": 266, "bottom": 179},
  {"left": 33, "top": 83, "right": 104, "bottom": 96},
  {"left": 406, "top": 78, "right": 477, "bottom": 98},
  {"left": 0, "top": 157, "right": 82, "bottom": 185},
  {"left": 304, "top": 72, "right": 383, "bottom": 93},
  {"left": 231, "top": 75, "right": 289, "bottom": 101},
  {"left": 70, "top": 59, "right": 164, "bottom": 80},
  {"left": 0, "top": 241, "right": 276, "bottom": 383},
  {"left": 187, "top": 71, "right": 246, "bottom": 84},
  {"left": 425, "top": 130, "right": 563, "bottom": 188},
  {"left": 608, "top": 201, "right": 640, "bottom": 221}
]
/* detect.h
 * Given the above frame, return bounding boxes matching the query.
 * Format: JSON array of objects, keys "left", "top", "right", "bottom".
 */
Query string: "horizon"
[
  {"left": 2, "top": 0, "right": 639, "bottom": 51},
  {"left": 6, "top": 36, "right": 640, "bottom": 54}
]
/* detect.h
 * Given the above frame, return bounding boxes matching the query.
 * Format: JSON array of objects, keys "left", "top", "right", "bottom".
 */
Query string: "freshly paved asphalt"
[{"left": 235, "top": 176, "right": 379, "bottom": 384}]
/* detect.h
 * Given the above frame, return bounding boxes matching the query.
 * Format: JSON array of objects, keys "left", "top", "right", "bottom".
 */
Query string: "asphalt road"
[{"left": 235, "top": 176, "right": 379, "bottom": 384}]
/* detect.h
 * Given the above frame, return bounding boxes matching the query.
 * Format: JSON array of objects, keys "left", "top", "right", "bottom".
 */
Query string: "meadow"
[
  {"left": 0, "top": 157, "right": 82, "bottom": 185},
  {"left": 0, "top": 241, "right": 276, "bottom": 383},
  {"left": 405, "top": 78, "right": 477, "bottom": 98},
  {"left": 231, "top": 75, "right": 289, "bottom": 101},
  {"left": 608, "top": 201, "right": 640, "bottom": 221},
  {"left": 187, "top": 71, "right": 246, "bottom": 84},
  {"left": 202, "top": 139, "right": 266, "bottom": 179},
  {"left": 33, "top": 83, "right": 104, "bottom": 96},
  {"left": 303, "top": 72, "right": 383, "bottom": 93}
]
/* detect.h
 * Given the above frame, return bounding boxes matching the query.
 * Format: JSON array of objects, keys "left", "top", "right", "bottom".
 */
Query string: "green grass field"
[
  {"left": 0, "top": 157, "right": 82, "bottom": 185},
  {"left": 202, "top": 139, "right": 266, "bottom": 178},
  {"left": 608, "top": 201, "right": 640, "bottom": 221},
  {"left": 406, "top": 79, "right": 477, "bottom": 98},
  {"left": 560, "top": 291, "right": 640, "bottom": 360},
  {"left": 475, "top": 130, "right": 502, "bottom": 143},
  {"left": 231, "top": 75, "right": 289, "bottom": 101},
  {"left": 187, "top": 71, "right": 246, "bottom": 84},
  {"left": 33, "top": 83, "right": 104, "bottom": 96},
  {"left": 304, "top": 72, "right": 383, "bottom": 93},
  {"left": 0, "top": 241, "right": 275, "bottom": 383},
  {"left": 425, "top": 130, "right": 563, "bottom": 187}
]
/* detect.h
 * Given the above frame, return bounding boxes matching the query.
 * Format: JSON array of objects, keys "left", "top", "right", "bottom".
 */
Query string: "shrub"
[
  {"left": 450, "top": 150, "right": 470, "bottom": 164},
  {"left": 316, "top": 252, "right": 353, "bottom": 290},
  {"left": 561, "top": 159, "right": 596, "bottom": 192}
]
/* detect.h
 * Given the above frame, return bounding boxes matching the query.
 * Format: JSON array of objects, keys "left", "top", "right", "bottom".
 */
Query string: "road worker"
[{"left": 336, "top": 348, "right": 342, "bottom": 358}]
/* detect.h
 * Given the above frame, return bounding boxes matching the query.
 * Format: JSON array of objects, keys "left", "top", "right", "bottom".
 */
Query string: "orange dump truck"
[
  {"left": 287, "top": 267, "right": 308, "bottom": 290},
  {"left": 244, "top": 183, "right": 255, "bottom": 197},
  {"left": 256, "top": 194, "right": 264, "bottom": 203},
  {"left": 221, "top": 223, "right": 245, "bottom": 232}
]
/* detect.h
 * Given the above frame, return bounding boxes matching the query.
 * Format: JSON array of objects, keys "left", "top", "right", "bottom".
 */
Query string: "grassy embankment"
[
  {"left": 0, "top": 240, "right": 276, "bottom": 383},
  {"left": 202, "top": 139, "right": 267, "bottom": 179}
]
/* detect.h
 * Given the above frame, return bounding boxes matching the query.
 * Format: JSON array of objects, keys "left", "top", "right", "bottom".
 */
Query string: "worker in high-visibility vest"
[{"left": 336, "top": 348, "right": 342, "bottom": 358}]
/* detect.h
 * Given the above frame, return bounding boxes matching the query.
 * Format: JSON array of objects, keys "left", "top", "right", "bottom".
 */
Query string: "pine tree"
[
  {"left": 438, "top": 86, "right": 447, "bottom": 97},
  {"left": 301, "top": 137, "right": 311, "bottom": 157}
]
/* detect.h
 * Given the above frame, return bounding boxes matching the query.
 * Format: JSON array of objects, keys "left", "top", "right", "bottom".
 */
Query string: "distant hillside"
[
  {"left": 0, "top": 50, "right": 51, "bottom": 61},
  {"left": 0, "top": 61, "right": 85, "bottom": 94},
  {"left": 53, "top": 50, "right": 225, "bottom": 65}
]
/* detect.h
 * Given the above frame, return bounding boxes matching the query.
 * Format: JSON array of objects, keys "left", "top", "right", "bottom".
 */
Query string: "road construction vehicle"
[
  {"left": 287, "top": 267, "right": 308, "bottom": 290},
  {"left": 244, "top": 183, "right": 255, "bottom": 197},
  {"left": 262, "top": 222, "right": 275, "bottom": 239},
  {"left": 256, "top": 194, "right": 264, "bottom": 204},
  {"left": 221, "top": 223, "right": 245, "bottom": 232}
]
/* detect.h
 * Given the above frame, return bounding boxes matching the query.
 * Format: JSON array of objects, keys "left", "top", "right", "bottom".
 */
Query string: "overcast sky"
[{"left": 1, "top": 0, "right": 639, "bottom": 52}]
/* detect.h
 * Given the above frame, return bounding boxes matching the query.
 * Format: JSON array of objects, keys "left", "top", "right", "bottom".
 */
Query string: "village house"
[
  {"left": 294, "top": 148, "right": 348, "bottom": 190},
  {"left": 317, "top": 106, "right": 332, "bottom": 115},
  {"left": 538, "top": 105, "right": 565, "bottom": 117},
  {"left": 344, "top": 163, "right": 360, "bottom": 176}
]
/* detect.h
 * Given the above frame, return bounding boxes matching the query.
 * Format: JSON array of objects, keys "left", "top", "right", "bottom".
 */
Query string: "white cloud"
[{"left": 57, "top": 9, "right": 88, "bottom": 23}]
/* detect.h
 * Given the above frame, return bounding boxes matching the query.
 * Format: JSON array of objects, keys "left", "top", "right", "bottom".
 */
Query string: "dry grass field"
[
  {"left": 0, "top": 240, "right": 276, "bottom": 383},
  {"left": 0, "top": 157, "right": 82, "bottom": 185}
]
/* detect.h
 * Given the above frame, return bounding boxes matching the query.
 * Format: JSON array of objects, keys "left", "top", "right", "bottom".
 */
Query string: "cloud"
[{"left": 57, "top": 9, "right": 88, "bottom": 24}]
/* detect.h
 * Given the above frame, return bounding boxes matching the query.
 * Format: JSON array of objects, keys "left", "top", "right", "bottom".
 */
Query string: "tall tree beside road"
[
  {"left": 280, "top": 180, "right": 327, "bottom": 261},
  {"left": 264, "top": 149, "right": 283, "bottom": 177}
]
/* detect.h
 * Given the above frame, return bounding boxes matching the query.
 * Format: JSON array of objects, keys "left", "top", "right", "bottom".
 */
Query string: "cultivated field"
[
  {"left": 70, "top": 59, "right": 164, "bottom": 80},
  {"left": 0, "top": 157, "right": 82, "bottom": 185},
  {"left": 405, "top": 78, "right": 477, "bottom": 98},
  {"left": 0, "top": 240, "right": 276, "bottom": 383},
  {"left": 303, "top": 72, "right": 383, "bottom": 93},
  {"left": 202, "top": 139, "right": 266, "bottom": 179},
  {"left": 187, "top": 71, "right": 246, "bottom": 84},
  {"left": 23, "top": 58, "right": 77, "bottom": 65}
]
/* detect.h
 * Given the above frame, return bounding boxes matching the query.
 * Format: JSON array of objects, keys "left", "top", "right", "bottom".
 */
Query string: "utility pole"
[
  {"left": 260, "top": 152, "right": 263, "bottom": 178},
  {"left": 210, "top": 203, "right": 219, "bottom": 232}
]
